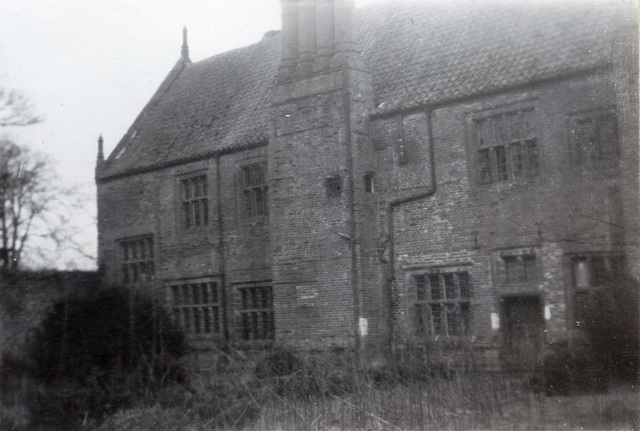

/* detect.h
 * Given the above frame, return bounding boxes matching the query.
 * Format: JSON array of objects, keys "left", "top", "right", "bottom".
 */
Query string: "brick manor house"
[{"left": 96, "top": 0, "right": 639, "bottom": 370}]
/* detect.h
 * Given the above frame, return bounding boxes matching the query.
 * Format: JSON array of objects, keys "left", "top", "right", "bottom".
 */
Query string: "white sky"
[{"left": 0, "top": 0, "right": 378, "bottom": 269}]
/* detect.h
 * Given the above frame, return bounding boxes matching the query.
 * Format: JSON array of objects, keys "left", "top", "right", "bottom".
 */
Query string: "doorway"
[{"left": 501, "top": 295, "right": 544, "bottom": 372}]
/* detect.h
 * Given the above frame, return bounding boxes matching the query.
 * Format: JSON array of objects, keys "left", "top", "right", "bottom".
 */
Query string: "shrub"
[
  {"left": 532, "top": 278, "right": 639, "bottom": 396},
  {"left": 532, "top": 342, "right": 605, "bottom": 395},
  {"left": 26, "top": 286, "right": 186, "bottom": 429},
  {"left": 581, "top": 278, "right": 639, "bottom": 384}
]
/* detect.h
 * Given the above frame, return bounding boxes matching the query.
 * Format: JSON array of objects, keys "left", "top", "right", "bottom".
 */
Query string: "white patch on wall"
[
  {"left": 544, "top": 305, "right": 551, "bottom": 320},
  {"left": 491, "top": 312, "right": 500, "bottom": 330},
  {"left": 359, "top": 317, "right": 368, "bottom": 336},
  {"left": 296, "top": 286, "right": 317, "bottom": 300}
]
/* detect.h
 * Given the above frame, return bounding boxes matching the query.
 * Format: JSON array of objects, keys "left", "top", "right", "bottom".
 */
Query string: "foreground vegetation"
[
  {"left": 1, "top": 281, "right": 638, "bottom": 430},
  {"left": 4, "top": 342, "right": 638, "bottom": 431},
  {"left": 95, "top": 347, "right": 640, "bottom": 431}
]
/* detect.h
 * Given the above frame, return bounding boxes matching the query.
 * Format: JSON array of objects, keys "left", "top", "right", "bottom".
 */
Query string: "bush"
[
  {"left": 581, "top": 279, "right": 639, "bottom": 384},
  {"left": 532, "top": 278, "right": 639, "bottom": 396},
  {"left": 532, "top": 342, "right": 605, "bottom": 395},
  {"left": 26, "top": 286, "right": 186, "bottom": 429}
]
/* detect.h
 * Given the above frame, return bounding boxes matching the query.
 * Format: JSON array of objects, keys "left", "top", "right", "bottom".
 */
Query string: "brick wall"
[{"left": 371, "top": 68, "right": 638, "bottom": 362}]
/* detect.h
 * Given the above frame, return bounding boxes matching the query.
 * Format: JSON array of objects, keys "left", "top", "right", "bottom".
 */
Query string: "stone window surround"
[
  {"left": 407, "top": 265, "right": 473, "bottom": 338},
  {"left": 118, "top": 235, "right": 154, "bottom": 285},
  {"left": 569, "top": 253, "right": 625, "bottom": 327},
  {"left": 497, "top": 248, "right": 540, "bottom": 286},
  {"left": 178, "top": 172, "right": 209, "bottom": 230},
  {"left": 236, "top": 282, "right": 275, "bottom": 341},
  {"left": 467, "top": 99, "right": 540, "bottom": 186},
  {"left": 566, "top": 106, "right": 619, "bottom": 171},
  {"left": 238, "top": 161, "right": 268, "bottom": 220},
  {"left": 169, "top": 277, "right": 224, "bottom": 337}
]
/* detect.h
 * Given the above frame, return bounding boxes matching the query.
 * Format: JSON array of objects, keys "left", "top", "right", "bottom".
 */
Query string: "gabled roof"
[{"left": 99, "top": 0, "right": 635, "bottom": 180}]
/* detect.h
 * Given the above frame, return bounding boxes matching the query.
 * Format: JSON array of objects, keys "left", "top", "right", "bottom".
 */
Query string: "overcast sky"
[{"left": 0, "top": 0, "right": 379, "bottom": 269}]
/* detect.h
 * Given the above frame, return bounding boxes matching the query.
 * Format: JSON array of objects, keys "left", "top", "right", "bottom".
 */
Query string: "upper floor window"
[
  {"left": 238, "top": 285, "right": 274, "bottom": 341},
  {"left": 474, "top": 109, "right": 539, "bottom": 184},
  {"left": 170, "top": 280, "right": 223, "bottom": 335},
  {"left": 414, "top": 271, "right": 472, "bottom": 337},
  {"left": 240, "top": 163, "right": 268, "bottom": 218},
  {"left": 364, "top": 172, "right": 376, "bottom": 193},
  {"left": 569, "top": 109, "right": 618, "bottom": 172},
  {"left": 180, "top": 174, "right": 208, "bottom": 229},
  {"left": 119, "top": 236, "right": 154, "bottom": 284}
]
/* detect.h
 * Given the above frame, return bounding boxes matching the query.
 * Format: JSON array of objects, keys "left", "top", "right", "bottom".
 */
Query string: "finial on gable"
[
  {"left": 181, "top": 26, "right": 190, "bottom": 62},
  {"left": 97, "top": 134, "right": 104, "bottom": 162},
  {"left": 96, "top": 134, "right": 105, "bottom": 177}
]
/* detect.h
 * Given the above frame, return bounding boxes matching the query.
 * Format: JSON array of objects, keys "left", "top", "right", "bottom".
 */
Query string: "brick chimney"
[{"left": 278, "top": 0, "right": 357, "bottom": 78}]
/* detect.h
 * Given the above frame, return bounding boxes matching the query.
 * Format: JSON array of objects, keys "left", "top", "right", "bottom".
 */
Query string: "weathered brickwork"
[{"left": 96, "top": 1, "right": 638, "bottom": 370}]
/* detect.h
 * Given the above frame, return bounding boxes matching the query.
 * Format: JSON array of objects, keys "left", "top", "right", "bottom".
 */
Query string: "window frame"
[
  {"left": 118, "top": 236, "right": 155, "bottom": 285},
  {"left": 570, "top": 254, "right": 625, "bottom": 327},
  {"left": 169, "top": 278, "right": 224, "bottom": 337},
  {"left": 502, "top": 254, "right": 538, "bottom": 285},
  {"left": 325, "top": 175, "right": 343, "bottom": 198},
  {"left": 239, "top": 162, "right": 268, "bottom": 219},
  {"left": 237, "top": 283, "right": 275, "bottom": 341},
  {"left": 364, "top": 172, "right": 376, "bottom": 194},
  {"left": 179, "top": 173, "right": 209, "bottom": 231},
  {"left": 567, "top": 107, "right": 619, "bottom": 173},
  {"left": 472, "top": 107, "right": 539, "bottom": 185},
  {"left": 412, "top": 270, "right": 472, "bottom": 338}
]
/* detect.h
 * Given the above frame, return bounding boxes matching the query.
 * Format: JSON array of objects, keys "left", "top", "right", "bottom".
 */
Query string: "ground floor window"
[
  {"left": 238, "top": 285, "right": 274, "bottom": 341},
  {"left": 571, "top": 254, "right": 625, "bottom": 327},
  {"left": 119, "top": 236, "right": 154, "bottom": 284},
  {"left": 413, "top": 271, "right": 472, "bottom": 337},
  {"left": 170, "top": 280, "right": 223, "bottom": 335}
]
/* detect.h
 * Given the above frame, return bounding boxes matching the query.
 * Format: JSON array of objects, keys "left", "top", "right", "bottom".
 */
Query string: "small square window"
[
  {"left": 503, "top": 255, "right": 537, "bottom": 284},
  {"left": 326, "top": 176, "right": 342, "bottom": 198},
  {"left": 364, "top": 172, "right": 376, "bottom": 193}
]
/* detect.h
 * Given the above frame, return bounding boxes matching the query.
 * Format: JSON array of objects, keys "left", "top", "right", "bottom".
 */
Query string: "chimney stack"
[{"left": 278, "top": 0, "right": 357, "bottom": 79}]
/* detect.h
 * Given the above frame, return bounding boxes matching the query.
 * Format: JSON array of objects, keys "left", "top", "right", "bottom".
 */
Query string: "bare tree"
[
  {"left": 0, "top": 87, "right": 42, "bottom": 127},
  {"left": 0, "top": 139, "right": 54, "bottom": 271}
]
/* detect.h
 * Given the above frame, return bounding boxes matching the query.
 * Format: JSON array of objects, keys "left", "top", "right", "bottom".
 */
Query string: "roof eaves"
[
  {"left": 97, "top": 139, "right": 269, "bottom": 184},
  {"left": 368, "top": 63, "right": 615, "bottom": 119}
]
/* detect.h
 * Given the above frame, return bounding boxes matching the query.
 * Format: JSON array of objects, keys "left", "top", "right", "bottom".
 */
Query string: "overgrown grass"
[
  {"left": 3, "top": 339, "right": 638, "bottom": 430},
  {"left": 93, "top": 346, "right": 638, "bottom": 431}
]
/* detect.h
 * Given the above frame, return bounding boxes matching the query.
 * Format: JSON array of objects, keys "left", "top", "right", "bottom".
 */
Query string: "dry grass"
[
  {"left": 97, "top": 347, "right": 639, "bottom": 431},
  {"left": 4, "top": 346, "right": 639, "bottom": 431}
]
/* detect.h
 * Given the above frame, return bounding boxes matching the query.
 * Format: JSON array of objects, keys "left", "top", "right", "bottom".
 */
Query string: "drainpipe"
[
  {"left": 215, "top": 155, "right": 230, "bottom": 342},
  {"left": 341, "top": 50, "right": 362, "bottom": 359},
  {"left": 385, "top": 108, "right": 437, "bottom": 348}
]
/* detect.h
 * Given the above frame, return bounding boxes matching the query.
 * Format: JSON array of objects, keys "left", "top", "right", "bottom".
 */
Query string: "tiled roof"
[
  {"left": 360, "top": 0, "right": 636, "bottom": 114},
  {"left": 99, "top": 0, "right": 634, "bottom": 179},
  {"left": 100, "top": 32, "right": 281, "bottom": 179}
]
